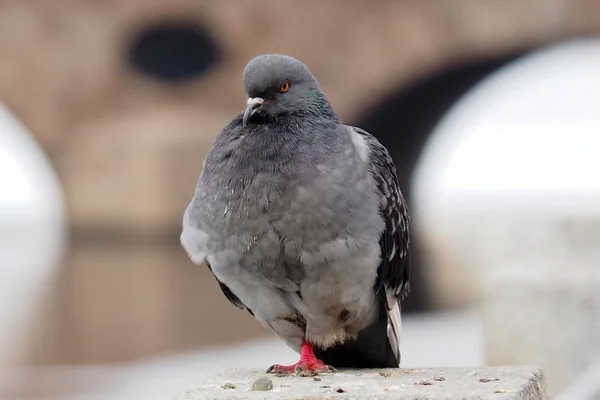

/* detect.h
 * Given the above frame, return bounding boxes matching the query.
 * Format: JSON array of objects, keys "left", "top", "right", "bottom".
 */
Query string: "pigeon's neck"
[{"left": 303, "top": 88, "right": 341, "bottom": 124}]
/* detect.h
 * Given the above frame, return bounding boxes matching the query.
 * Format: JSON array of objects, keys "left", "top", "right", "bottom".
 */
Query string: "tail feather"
[{"left": 386, "top": 291, "right": 402, "bottom": 366}]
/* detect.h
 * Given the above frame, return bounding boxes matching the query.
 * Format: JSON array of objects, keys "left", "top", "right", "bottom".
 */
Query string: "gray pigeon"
[{"left": 181, "top": 54, "right": 410, "bottom": 374}]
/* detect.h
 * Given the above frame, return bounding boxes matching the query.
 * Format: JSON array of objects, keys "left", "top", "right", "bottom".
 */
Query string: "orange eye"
[{"left": 280, "top": 81, "right": 290, "bottom": 93}]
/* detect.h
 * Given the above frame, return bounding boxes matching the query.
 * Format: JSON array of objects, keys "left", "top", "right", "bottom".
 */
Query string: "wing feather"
[
  {"left": 351, "top": 126, "right": 411, "bottom": 364},
  {"left": 206, "top": 260, "right": 254, "bottom": 316}
]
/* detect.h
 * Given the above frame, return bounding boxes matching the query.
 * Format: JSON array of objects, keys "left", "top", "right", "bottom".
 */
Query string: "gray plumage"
[{"left": 181, "top": 54, "right": 410, "bottom": 368}]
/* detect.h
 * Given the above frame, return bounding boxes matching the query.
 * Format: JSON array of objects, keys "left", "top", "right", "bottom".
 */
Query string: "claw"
[
  {"left": 267, "top": 361, "right": 334, "bottom": 376},
  {"left": 266, "top": 341, "right": 336, "bottom": 376}
]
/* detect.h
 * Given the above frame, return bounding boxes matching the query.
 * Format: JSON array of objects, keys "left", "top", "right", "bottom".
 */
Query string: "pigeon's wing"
[
  {"left": 181, "top": 204, "right": 254, "bottom": 316},
  {"left": 352, "top": 126, "right": 411, "bottom": 364},
  {"left": 351, "top": 127, "right": 410, "bottom": 297},
  {"left": 206, "top": 260, "right": 254, "bottom": 316}
]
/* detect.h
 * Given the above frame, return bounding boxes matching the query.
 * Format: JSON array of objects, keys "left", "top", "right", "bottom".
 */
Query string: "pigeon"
[{"left": 181, "top": 54, "right": 410, "bottom": 374}]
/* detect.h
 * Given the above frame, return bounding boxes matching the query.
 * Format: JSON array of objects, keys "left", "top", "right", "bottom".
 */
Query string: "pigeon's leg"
[{"left": 267, "top": 341, "right": 336, "bottom": 376}]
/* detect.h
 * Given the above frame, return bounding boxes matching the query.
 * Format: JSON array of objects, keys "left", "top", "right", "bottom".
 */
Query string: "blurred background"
[{"left": 1, "top": 1, "right": 599, "bottom": 399}]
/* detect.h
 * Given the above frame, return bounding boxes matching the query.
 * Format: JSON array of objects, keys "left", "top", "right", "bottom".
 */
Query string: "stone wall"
[{"left": 2, "top": 0, "right": 598, "bottom": 233}]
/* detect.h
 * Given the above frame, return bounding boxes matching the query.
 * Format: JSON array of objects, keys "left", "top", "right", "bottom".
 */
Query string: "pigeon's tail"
[
  {"left": 313, "top": 298, "right": 400, "bottom": 369},
  {"left": 386, "top": 291, "right": 402, "bottom": 365}
]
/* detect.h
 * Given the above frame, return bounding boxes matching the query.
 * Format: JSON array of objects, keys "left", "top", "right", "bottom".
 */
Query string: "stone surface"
[{"left": 175, "top": 367, "right": 547, "bottom": 400}]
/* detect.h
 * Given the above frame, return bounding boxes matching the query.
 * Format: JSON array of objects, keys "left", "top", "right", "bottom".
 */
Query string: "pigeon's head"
[{"left": 241, "top": 54, "right": 331, "bottom": 126}]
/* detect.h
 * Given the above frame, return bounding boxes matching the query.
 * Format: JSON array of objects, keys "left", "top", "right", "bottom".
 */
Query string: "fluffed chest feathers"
[
  {"left": 200, "top": 163, "right": 351, "bottom": 245},
  {"left": 198, "top": 122, "right": 383, "bottom": 262}
]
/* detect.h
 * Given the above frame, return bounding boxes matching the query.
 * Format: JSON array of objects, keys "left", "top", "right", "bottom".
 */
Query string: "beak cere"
[{"left": 243, "top": 97, "right": 265, "bottom": 126}]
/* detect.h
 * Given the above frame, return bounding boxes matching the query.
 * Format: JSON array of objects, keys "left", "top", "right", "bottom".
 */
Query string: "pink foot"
[{"left": 267, "top": 341, "right": 336, "bottom": 376}]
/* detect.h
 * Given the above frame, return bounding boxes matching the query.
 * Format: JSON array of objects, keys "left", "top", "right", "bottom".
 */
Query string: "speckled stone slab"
[{"left": 174, "top": 366, "right": 547, "bottom": 400}]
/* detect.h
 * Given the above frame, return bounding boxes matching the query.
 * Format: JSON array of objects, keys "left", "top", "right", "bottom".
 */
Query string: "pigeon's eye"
[{"left": 279, "top": 82, "right": 290, "bottom": 93}]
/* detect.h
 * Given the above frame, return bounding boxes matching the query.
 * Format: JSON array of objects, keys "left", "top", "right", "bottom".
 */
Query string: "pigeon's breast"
[
  {"left": 273, "top": 154, "right": 383, "bottom": 263},
  {"left": 194, "top": 123, "right": 383, "bottom": 272}
]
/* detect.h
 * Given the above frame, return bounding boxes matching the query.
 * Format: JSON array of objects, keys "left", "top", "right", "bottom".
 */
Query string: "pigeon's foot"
[
  {"left": 267, "top": 341, "right": 336, "bottom": 377},
  {"left": 267, "top": 359, "right": 335, "bottom": 376}
]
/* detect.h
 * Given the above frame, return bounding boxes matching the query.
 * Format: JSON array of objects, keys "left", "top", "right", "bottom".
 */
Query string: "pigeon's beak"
[{"left": 242, "top": 97, "right": 264, "bottom": 126}]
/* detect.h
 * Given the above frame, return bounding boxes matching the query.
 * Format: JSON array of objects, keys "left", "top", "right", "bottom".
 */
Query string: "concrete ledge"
[{"left": 175, "top": 366, "right": 547, "bottom": 400}]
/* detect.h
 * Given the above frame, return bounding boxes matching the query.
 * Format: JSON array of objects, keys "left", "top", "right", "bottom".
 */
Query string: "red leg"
[{"left": 267, "top": 341, "right": 336, "bottom": 376}]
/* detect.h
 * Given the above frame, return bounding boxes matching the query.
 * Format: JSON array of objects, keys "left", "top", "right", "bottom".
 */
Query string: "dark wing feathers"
[
  {"left": 206, "top": 261, "right": 254, "bottom": 316},
  {"left": 352, "top": 127, "right": 411, "bottom": 300}
]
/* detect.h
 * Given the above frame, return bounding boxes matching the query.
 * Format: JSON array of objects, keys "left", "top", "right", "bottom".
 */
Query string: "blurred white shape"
[
  {"left": 413, "top": 38, "right": 600, "bottom": 306},
  {"left": 0, "top": 102, "right": 67, "bottom": 366},
  {"left": 415, "top": 38, "right": 600, "bottom": 211},
  {"left": 413, "top": 38, "right": 600, "bottom": 395}
]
